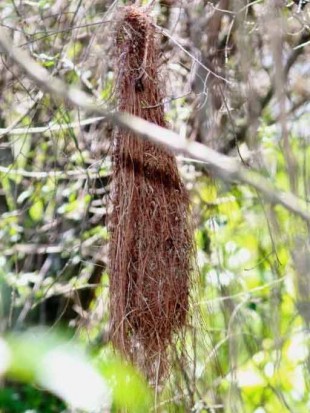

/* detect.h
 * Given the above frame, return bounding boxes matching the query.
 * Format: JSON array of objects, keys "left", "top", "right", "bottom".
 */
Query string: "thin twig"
[
  {"left": 0, "top": 116, "right": 105, "bottom": 137},
  {"left": 0, "top": 165, "right": 108, "bottom": 180}
]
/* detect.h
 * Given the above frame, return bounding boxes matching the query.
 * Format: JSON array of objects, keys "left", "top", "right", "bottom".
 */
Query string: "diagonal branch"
[{"left": 0, "top": 28, "right": 309, "bottom": 223}]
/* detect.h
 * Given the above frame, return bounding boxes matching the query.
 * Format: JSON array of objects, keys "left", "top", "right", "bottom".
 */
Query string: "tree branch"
[
  {"left": 0, "top": 116, "right": 105, "bottom": 138},
  {"left": 0, "top": 28, "right": 309, "bottom": 223}
]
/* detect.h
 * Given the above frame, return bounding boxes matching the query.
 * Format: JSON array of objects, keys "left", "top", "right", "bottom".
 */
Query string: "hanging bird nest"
[{"left": 109, "top": 5, "right": 193, "bottom": 381}]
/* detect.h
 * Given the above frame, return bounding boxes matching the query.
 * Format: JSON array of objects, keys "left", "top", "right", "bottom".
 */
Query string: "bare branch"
[
  {"left": 0, "top": 27, "right": 309, "bottom": 223},
  {"left": 0, "top": 165, "right": 108, "bottom": 180},
  {"left": 0, "top": 117, "right": 105, "bottom": 137}
]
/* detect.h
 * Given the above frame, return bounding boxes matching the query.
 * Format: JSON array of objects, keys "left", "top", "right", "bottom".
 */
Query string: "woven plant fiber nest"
[{"left": 109, "top": 5, "right": 193, "bottom": 381}]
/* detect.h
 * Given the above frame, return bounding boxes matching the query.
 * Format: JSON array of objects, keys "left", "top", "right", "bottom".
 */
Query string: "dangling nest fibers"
[{"left": 109, "top": 5, "right": 193, "bottom": 380}]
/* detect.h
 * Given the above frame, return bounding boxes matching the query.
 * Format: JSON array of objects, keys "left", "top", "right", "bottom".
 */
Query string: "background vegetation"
[{"left": 0, "top": 0, "right": 309, "bottom": 412}]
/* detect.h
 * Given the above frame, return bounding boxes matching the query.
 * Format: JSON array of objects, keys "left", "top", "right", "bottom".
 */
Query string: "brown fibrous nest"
[{"left": 109, "top": 5, "right": 193, "bottom": 381}]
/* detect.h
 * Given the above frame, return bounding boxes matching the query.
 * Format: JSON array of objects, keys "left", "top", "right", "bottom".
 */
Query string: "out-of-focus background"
[{"left": 0, "top": 1, "right": 309, "bottom": 412}]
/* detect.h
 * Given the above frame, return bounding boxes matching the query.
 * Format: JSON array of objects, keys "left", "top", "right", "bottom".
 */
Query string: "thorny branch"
[{"left": 0, "top": 28, "right": 309, "bottom": 223}]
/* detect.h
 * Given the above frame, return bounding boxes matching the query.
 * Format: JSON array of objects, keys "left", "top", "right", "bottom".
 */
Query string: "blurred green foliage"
[{"left": 0, "top": 331, "right": 151, "bottom": 413}]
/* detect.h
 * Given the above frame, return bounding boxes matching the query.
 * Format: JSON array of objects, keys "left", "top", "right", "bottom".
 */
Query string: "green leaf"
[
  {"left": 99, "top": 356, "right": 152, "bottom": 413},
  {"left": 29, "top": 200, "right": 44, "bottom": 221}
]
